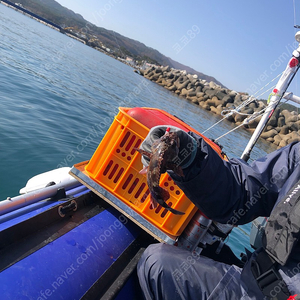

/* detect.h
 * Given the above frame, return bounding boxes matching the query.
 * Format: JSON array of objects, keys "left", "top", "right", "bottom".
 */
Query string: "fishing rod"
[{"left": 241, "top": 31, "right": 300, "bottom": 162}]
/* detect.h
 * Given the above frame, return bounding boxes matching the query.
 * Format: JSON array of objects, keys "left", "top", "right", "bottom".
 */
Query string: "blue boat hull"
[{"left": 0, "top": 186, "right": 150, "bottom": 300}]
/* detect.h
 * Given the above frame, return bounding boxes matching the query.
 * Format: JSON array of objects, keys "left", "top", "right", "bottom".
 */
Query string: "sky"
[{"left": 55, "top": 0, "right": 300, "bottom": 99}]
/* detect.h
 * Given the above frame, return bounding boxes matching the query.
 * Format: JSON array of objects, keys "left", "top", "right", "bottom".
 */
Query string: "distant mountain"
[
  {"left": 166, "top": 57, "right": 224, "bottom": 87},
  {"left": 14, "top": 0, "right": 87, "bottom": 26},
  {"left": 12, "top": 0, "right": 224, "bottom": 87}
]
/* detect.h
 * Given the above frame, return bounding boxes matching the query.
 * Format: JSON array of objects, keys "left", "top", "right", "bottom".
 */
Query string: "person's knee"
[
  {"left": 138, "top": 243, "right": 177, "bottom": 283},
  {"left": 138, "top": 244, "right": 166, "bottom": 271}
]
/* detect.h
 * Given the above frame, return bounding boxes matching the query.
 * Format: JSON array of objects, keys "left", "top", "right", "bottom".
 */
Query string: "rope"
[
  {"left": 214, "top": 109, "right": 265, "bottom": 142},
  {"left": 202, "top": 117, "right": 229, "bottom": 134},
  {"left": 214, "top": 72, "right": 300, "bottom": 142},
  {"left": 214, "top": 94, "right": 282, "bottom": 142},
  {"left": 214, "top": 122, "right": 247, "bottom": 141},
  {"left": 202, "top": 72, "right": 283, "bottom": 135},
  {"left": 250, "top": 72, "right": 282, "bottom": 99}
]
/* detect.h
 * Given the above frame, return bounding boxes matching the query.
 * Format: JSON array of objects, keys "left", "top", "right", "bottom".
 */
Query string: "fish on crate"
[{"left": 135, "top": 129, "right": 185, "bottom": 215}]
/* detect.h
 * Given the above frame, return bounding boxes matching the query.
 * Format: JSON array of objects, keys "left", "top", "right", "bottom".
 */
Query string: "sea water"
[{"left": 0, "top": 4, "right": 277, "bottom": 256}]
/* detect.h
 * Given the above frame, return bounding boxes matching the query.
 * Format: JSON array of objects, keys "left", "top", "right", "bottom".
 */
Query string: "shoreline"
[
  {"left": 0, "top": 0, "right": 142, "bottom": 65},
  {"left": 139, "top": 66, "right": 300, "bottom": 149},
  {"left": 1, "top": 0, "right": 61, "bottom": 31},
  {"left": 2, "top": 0, "right": 299, "bottom": 149},
  {"left": 0, "top": 0, "right": 87, "bottom": 43}
]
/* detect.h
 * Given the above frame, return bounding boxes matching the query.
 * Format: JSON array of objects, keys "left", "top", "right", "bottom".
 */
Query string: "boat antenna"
[{"left": 294, "top": 0, "right": 299, "bottom": 28}]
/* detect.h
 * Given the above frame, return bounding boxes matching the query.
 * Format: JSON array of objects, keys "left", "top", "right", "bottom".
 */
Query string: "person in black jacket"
[{"left": 137, "top": 126, "right": 300, "bottom": 300}]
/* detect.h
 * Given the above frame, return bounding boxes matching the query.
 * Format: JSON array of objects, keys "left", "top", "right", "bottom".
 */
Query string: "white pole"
[
  {"left": 0, "top": 178, "right": 80, "bottom": 217},
  {"left": 241, "top": 44, "right": 300, "bottom": 161}
]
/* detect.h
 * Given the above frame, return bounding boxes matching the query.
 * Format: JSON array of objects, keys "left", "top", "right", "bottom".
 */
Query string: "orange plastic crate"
[{"left": 85, "top": 107, "right": 199, "bottom": 238}]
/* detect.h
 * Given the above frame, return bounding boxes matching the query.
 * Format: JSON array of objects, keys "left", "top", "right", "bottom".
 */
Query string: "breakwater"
[{"left": 139, "top": 66, "right": 300, "bottom": 148}]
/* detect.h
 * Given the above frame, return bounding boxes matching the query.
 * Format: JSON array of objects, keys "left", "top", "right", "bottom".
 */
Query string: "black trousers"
[{"left": 137, "top": 243, "right": 258, "bottom": 299}]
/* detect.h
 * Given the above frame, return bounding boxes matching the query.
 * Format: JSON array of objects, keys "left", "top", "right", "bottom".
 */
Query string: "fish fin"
[
  {"left": 139, "top": 166, "right": 149, "bottom": 174},
  {"left": 134, "top": 148, "right": 151, "bottom": 158},
  {"left": 157, "top": 189, "right": 185, "bottom": 215},
  {"left": 167, "top": 206, "right": 185, "bottom": 215},
  {"left": 160, "top": 199, "right": 185, "bottom": 215},
  {"left": 150, "top": 195, "right": 158, "bottom": 209}
]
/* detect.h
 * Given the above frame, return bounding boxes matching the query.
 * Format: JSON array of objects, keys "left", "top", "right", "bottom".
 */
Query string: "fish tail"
[
  {"left": 157, "top": 187, "right": 185, "bottom": 215},
  {"left": 168, "top": 207, "right": 185, "bottom": 215},
  {"left": 160, "top": 201, "right": 185, "bottom": 215}
]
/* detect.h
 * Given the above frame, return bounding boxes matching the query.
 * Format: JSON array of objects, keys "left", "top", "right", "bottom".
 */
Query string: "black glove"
[{"left": 139, "top": 125, "right": 197, "bottom": 169}]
